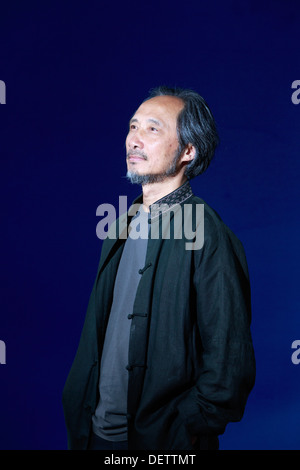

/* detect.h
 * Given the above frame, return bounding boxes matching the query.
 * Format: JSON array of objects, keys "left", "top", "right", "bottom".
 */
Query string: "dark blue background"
[{"left": 0, "top": 0, "right": 299, "bottom": 450}]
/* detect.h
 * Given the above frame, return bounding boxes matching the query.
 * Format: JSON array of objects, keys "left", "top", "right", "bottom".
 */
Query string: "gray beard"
[{"left": 126, "top": 147, "right": 182, "bottom": 186}]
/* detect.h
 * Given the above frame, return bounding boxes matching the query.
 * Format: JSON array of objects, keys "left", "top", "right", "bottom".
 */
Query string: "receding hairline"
[
  {"left": 143, "top": 94, "right": 185, "bottom": 111},
  {"left": 131, "top": 95, "right": 185, "bottom": 126}
]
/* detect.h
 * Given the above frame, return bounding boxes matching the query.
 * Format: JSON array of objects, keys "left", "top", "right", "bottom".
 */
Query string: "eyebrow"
[{"left": 129, "top": 117, "right": 163, "bottom": 127}]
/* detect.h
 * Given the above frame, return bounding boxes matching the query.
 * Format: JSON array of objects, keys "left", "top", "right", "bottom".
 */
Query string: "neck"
[{"left": 142, "top": 175, "right": 188, "bottom": 212}]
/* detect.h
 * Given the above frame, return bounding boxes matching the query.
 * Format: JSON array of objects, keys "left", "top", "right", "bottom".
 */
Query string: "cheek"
[
  {"left": 167, "top": 136, "right": 179, "bottom": 150},
  {"left": 166, "top": 142, "right": 179, "bottom": 158}
]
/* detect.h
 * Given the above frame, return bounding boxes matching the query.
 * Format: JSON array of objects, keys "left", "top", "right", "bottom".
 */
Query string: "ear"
[{"left": 181, "top": 143, "right": 196, "bottom": 163}]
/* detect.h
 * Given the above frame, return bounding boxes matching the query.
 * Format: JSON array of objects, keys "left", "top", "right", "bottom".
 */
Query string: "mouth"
[{"left": 127, "top": 153, "right": 147, "bottom": 163}]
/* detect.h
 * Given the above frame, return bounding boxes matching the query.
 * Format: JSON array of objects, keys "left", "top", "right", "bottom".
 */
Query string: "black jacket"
[{"left": 62, "top": 184, "right": 256, "bottom": 450}]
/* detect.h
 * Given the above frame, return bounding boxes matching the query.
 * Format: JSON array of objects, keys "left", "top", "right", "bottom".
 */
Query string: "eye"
[
  {"left": 150, "top": 126, "right": 158, "bottom": 132},
  {"left": 130, "top": 124, "right": 137, "bottom": 130}
]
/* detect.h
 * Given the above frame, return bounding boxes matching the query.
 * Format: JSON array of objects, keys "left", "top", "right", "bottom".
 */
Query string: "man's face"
[{"left": 126, "top": 95, "right": 184, "bottom": 184}]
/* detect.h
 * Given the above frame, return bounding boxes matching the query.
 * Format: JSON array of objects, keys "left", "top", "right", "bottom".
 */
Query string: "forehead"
[{"left": 132, "top": 95, "right": 184, "bottom": 125}]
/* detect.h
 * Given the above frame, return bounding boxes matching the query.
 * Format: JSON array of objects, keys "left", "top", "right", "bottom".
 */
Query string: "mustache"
[{"left": 127, "top": 150, "right": 148, "bottom": 160}]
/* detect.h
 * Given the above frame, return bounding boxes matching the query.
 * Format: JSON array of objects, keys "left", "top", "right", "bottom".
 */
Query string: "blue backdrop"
[{"left": 0, "top": 0, "right": 299, "bottom": 450}]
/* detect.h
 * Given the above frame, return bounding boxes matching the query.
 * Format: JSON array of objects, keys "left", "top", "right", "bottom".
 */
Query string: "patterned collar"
[{"left": 149, "top": 180, "right": 193, "bottom": 220}]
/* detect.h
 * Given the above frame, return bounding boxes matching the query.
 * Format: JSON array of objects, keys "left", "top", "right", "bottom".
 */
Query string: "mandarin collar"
[{"left": 149, "top": 180, "right": 193, "bottom": 220}]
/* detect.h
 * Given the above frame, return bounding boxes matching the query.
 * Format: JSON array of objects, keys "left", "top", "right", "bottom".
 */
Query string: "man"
[{"left": 62, "top": 86, "right": 256, "bottom": 451}]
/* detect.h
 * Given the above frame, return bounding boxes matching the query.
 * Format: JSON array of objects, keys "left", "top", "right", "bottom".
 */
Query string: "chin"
[
  {"left": 126, "top": 171, "right": 145, "bottom": 185},
  {"left": 126, "top": 171, "right": 169, "bottom": 186}
]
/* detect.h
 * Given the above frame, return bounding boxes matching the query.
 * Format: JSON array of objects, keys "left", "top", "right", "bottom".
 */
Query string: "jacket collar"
[
  {"left": 149, "top": 180, "right": 193, "bottom": 219},
  {"left": 131, "top": 180, "right": 193, "bottom": 220}
]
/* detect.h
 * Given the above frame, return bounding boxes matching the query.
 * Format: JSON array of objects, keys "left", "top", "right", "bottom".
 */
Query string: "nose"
[{"left": 126, "top": 129, "right": 144, "bottom": 150}]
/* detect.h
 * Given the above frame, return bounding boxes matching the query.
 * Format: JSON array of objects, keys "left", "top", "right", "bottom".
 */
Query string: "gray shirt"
[{"left": 92, "top": 205, "right": 149, "bottom": 441}]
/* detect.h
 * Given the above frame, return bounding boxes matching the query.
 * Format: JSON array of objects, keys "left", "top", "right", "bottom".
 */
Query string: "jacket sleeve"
[{"left": 177, "top": 213, "right": 256, "bottom": 437}]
